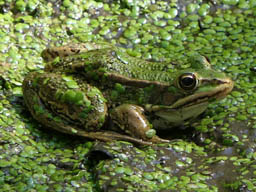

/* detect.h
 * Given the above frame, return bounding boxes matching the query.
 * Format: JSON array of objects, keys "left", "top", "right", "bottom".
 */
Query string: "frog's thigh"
[
  {"left": 22, "top": 72, "right": 107, "bottom": 133},
  {"left": 110, "top": 104, "right": 154, "bottom": 141}
]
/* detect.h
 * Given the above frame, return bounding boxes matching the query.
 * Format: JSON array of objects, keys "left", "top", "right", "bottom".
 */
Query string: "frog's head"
[
  {"left": 171, "top": 67, "right": 233, "bottom": 108},
  {"left": 149, "top": 56, "right": 234, "bottom": 125}
]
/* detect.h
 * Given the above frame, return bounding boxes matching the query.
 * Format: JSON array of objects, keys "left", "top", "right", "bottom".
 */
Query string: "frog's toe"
[{"left": 150, "top": 136, "right": 170, "bottom": 144}]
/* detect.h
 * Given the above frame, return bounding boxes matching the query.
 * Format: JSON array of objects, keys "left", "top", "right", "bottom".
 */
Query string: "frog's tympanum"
[{"left": 22, "top": 43, "right": 234, "bottom": 145}]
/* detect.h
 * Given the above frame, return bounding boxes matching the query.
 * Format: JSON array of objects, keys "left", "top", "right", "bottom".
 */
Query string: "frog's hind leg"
[
  {"left": 41, "top": 42, "right": 113, "bottom": 62},
  {"left": 22, "top": 71, "right": 108, "bottom": 135},
  {"left": 75, "top": 130, "right": 153, "bottom": 145},
  {"left": 22, "top": 72, "right": 152, "bottom": 145}
]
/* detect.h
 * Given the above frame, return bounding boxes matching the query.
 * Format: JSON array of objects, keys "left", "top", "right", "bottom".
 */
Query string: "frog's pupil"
[{"left": 182, "top": 77, "right": 194, "bottom": 86}]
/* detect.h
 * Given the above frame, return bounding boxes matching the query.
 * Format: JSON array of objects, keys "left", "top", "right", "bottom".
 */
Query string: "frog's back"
[{"left": 46, "top": 48, "right": 177, "bottom": 87}]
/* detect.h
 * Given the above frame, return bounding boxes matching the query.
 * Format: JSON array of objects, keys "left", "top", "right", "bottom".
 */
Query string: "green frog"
[{"left": 22, "top": 43, "right": 234, "bottom": 145}]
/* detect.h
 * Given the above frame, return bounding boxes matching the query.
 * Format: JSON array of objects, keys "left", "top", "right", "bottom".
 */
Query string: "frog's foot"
[
  {"left": 110, "top": 104, "right": 169, "bottom": 144},
  {"left": 148, "top": 135, "right": 170, "bottom": 144}
]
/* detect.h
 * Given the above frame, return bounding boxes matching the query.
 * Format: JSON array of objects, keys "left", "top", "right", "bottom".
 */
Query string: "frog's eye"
[{"left": 178, "top": 73, "right": 198, "bottom": 90}]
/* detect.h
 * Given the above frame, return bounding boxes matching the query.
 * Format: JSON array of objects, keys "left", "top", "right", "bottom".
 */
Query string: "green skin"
[{"left": 22, "top": 43, "right": 234, "bottom": 145}]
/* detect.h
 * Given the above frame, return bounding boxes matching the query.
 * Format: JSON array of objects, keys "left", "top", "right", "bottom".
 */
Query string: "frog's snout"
[{"left": 217, "top": 77, "right": 234, "bottom": 100}]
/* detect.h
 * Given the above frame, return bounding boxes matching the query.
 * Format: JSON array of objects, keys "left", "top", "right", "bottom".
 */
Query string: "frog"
[{"left": 22, "top": 43, "right": 234, "bottom": 145}]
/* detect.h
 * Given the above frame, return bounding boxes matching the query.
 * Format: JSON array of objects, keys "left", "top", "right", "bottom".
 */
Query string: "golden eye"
[{"left": 178, "top": 73, "right": 198, "bottom": 90}]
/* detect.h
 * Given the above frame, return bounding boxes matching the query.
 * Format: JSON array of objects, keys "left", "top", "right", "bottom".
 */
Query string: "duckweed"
[{"left": 0, "top": 0, "right": 256, "bottom": 191}]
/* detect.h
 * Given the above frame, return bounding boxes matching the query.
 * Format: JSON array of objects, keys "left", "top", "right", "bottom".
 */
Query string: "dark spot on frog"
[
  {"left": 53, "top": 50, "right": 59, "bottom": 56},
  {"left": 71, "top": 48, "right": 80, "bottom": 53},
  {"left": 43, "top": 49, "right": 57, "bottom": 59}
]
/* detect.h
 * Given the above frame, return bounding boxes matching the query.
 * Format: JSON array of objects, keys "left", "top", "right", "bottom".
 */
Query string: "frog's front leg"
[{"left": 110, "top": 104, "right": 169, "bottom": 143}]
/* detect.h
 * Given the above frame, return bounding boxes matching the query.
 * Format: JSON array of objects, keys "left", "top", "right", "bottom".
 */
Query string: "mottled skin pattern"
[{"left": 22, "top": 43, "right": 234, "bottom": 145}]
